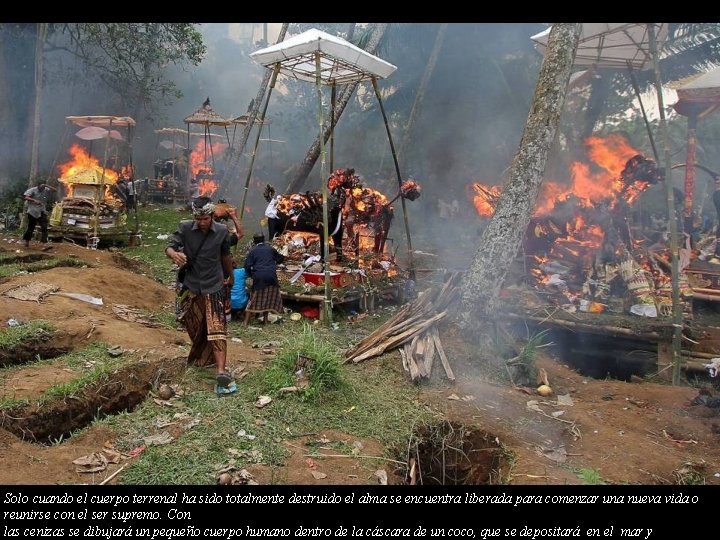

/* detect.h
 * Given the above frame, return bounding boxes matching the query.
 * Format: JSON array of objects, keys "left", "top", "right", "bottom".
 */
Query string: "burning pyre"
[
  {"left": 265, "top": 168, "right": 421, "bottom": 282},
  {"left": 470, "top": 134, "right": 687, "bottom": 318},
  {"left": 49, "top": 144, "right": 130, "bottom": 233}
]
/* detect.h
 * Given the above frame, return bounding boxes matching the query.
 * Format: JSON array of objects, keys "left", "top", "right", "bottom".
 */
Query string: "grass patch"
[
  {"left": 0, "top": 342, "right": 132, "bottom": 409},
  {"left": 24, "top": 257, "right": 91, "bottom": 272},
  {"left": 263, "top": 322, "right": 345, "bottom": 401},
  {"left": 0, "top": 320, "right": 54, "bottom": 350},
  {"left": 576, "top": 467, "right": 605, "bottom": 485},
  {"left": 121, "top": 205, "right": 187, "bottom": 284},
  {"left": 106, "top": 346, "right": 435, "bottom": 484}
]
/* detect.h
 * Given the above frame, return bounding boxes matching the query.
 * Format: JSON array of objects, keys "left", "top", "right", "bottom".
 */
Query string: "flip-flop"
[
  {"left": 215, "top": 381, "right": 238, "bottom": 396},
  {"left": 216, "top": 371, "right": 233, "bottom": 388}
]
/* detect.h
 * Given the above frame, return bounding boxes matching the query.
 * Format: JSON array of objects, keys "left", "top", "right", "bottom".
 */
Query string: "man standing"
[
  {"left": 22, "top": 183, "right": 52, "bottom": 248},
  {"left": 165, "top": 196, "right": 236, "bottom": 393}
]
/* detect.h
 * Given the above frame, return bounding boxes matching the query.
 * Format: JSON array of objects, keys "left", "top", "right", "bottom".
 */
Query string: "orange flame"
[
  {"left": 189, "top": 139, "right": 226, "bottom": 176},
  {"left": 469, "top": 134, "right": 650, "bottom": 219},
  {"left": 199, "top": 179, "right": 218, "bottom": 198},
  {"left": 58, "top": 144, "right": 118, "bottom": 185}
]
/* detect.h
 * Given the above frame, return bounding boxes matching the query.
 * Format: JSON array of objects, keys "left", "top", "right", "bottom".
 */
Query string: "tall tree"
[
  {"left": 0, "top": 23, "right": 205, "bottom": 183},
  {"left": 457, "top": 23, "right": 582, "bottom": 335},
  {"left": 45, "top": 23, "right": 205, "bottom": 114},
  {"left": 396, "top": 23, "right": 447, "bottom": 165},
  {"left": 29, "top": 22, "right": 47, "bottom": 184}
]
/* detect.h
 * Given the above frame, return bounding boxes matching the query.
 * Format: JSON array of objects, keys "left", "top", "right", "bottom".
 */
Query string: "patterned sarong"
[
  {"left": 245, "top": 285, "right": 283, "bottom": 315},
  {"left": 179, "top": 289, "right": 227, "bottom": 367}
]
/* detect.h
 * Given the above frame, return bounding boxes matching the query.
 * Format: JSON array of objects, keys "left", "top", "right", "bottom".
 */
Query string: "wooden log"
[
  {"left": 431, "top": 327, "right": 455, "bottom": 382},
  {"left": 347, "top": 311, "right": 447, "bottom": 363},
  {"left": 502, "top": 312, "right": 665, "bottom": 340},
  {"left": 681, "top": 349, "right": 720, "bottom": 360},
  {"left": 424, "top": 331, "right": 436, "bottom": 376},
  {"left": 343, "top": 290, "right": 432, "bottom": 358},
  {"left": 409, "top": 335, "right": 429, "bottom": 378},
  {"left": 404, "top": 345, "right": 421, "bottom": 381},
  {"left": 399, "top": 348, "right": 409, "bottom": 373}
]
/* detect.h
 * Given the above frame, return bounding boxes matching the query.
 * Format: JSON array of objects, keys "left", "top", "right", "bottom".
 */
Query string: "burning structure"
[
  {"left": 470, "top": 134, "right": 688, "bottom": 319},
  {"left": 48, "top": 116, "right": 138, "bottom": 246}
]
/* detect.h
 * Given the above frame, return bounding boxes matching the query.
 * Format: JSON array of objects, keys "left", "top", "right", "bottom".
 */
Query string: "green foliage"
[
  {"left": 46, "top": 23, "right": 206, "bottom": 111},
  {"left": 507, "top": 329, "right": 553, "bottom": 384},
  {"left": 577, "top": 467, "right": 605, "bottom": 485},
  {"left": 110, "top": 355, "right": 434, "bottom": 485},
  {"left": 0, "top": 320, "right": 54, "bottom": 350},
  {"left": 263, "top": 322, "right": 345, "bottom": 401},
  {"left": 0, "top": 342, "right": 127, "bottom": 409}
]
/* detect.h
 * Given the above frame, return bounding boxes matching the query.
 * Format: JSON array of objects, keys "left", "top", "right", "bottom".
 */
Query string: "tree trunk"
[
  {"left": 457, "top": 23, "right": 581, "bottom": 335},
  {"left": 218, "top": 23, "right": 289, "bottom": 196},
  {"left": 286, "top": 23, "right": 388, "bottom": 193},
  {"left": 28, "top": 23, "right": 47, "bottom": 184}
]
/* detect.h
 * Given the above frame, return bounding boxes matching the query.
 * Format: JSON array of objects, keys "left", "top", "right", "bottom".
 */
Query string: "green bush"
[{"left": 263, "top": 322, "right": 345, "bottom": 401}]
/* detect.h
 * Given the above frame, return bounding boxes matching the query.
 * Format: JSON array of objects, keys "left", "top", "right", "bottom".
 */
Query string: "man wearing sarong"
[
  {"left": 165, "top": 197, "right": 235, "bottom": 391},
  {"left": 243, "top": 232, "right": 285, "bottom": 326}
]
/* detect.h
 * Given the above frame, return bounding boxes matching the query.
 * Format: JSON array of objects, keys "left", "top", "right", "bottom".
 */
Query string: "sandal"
[
  {"left": 216, "top": 381, "right": 238, "bottom": 396},
  {"left": 216, "top": 371, "right": 233, "bottom": 388}
]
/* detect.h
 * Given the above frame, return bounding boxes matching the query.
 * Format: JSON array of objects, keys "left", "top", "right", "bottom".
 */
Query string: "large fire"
[
  {"left": 58, "top": 144, "right": 118, "bottom": 185},
  {"left": 469, "top": 134, "right": 656, "bottom": 219},
  {"left": 189, "top": 139, "right": 226, "bottom": 177},
  {"left": 467, "top": 134, "right": 670, "bottom": 311},
  {"left": 57, "top": 144, "right": 120, "bottom": 199}
]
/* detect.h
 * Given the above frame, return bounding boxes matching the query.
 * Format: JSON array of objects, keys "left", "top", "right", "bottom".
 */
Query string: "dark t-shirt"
[
  {"left": 168, "top": 219, "right": 231, "bottom": 294},
  {"left": 244, "top": 243, "right": 285, "bottom": 291}
]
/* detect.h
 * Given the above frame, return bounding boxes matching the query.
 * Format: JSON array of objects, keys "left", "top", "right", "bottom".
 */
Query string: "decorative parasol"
[
  {"left": 75, "top": 126, "right": 124, "bottom": 141},
  {"left": 531, "top": 23, "right": 668, "bottom": 70}
]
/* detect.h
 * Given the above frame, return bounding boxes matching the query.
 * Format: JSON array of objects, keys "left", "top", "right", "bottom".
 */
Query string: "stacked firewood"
[{"left": 344, "top": 273, "right": 461, "bottom": 383}]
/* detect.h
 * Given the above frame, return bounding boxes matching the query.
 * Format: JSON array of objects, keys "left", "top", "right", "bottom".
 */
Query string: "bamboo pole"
[
  {"left": 316, "top": 53, "right": 332, "bottom": 324},
  {"left": 626, "top": 61, "right": 659, "bottom": 163},
  {"left": 218, "top": 23, "right": 289, "bottom": 197},
  {"left": 93, "top": 119, "right": 113, "bottom": 244},
  {"left": 371, "top": 77, "right": 415, "bottom": 281},
  {"left": 239, "top": 63, "right": 280, "bottom": 221},
  {"left": 649, "top": 23, "right": 683, "bottom": 385},
  {"left": 330, "top": 83, "right": 336, "bottom": 172}
]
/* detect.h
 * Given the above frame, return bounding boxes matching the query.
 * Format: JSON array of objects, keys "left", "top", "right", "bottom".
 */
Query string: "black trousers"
[
  {"left": 268, "top": 217, "right": 283, "bottom": 240},
  {"left": 23, "top": 213, "right": 48, "bottom": 243}
]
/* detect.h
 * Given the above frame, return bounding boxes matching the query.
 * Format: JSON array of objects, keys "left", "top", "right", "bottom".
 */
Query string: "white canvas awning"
[
  {"left": 531, "top": 23, "right": 668, "bottom": 70},
  {"left": 66, "top": 115, "right": 136, "bottom": 127},
  {"left": 249, "top": 28, "right": 397, "bottom": 84}
]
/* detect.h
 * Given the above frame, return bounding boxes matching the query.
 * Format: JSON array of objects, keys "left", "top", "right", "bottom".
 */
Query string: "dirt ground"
[{"left": 0, "top": 236, "right": 719, "bottom": 485}]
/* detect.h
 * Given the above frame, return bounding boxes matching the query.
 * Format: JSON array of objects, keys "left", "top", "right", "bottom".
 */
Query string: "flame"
[
  {"left": 469, "top": 182, "right": 501, "bottom": 217},
  {"left": 199, "top": 179, "right": 218, "bottom": 197},
  {"left": 469, "top": 134, "right": 651, "bottom": 219},
  {"left": 58, "top": 144, "right": 118, "bottom": 185},
  {"left": 189, "top": 139, "right": 226, "bottom": 176}
]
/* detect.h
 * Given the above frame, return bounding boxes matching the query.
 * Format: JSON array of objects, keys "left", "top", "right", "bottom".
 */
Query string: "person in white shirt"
[
  {"left": 22, "top": 183, "right": 52, "bottom": 248},
  {"left": 264, "top": 188, "right": 282, "bottom": 240}
]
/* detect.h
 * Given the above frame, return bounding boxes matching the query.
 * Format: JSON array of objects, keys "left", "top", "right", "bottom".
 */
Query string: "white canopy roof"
[
  {"left": 249, "top": 28, "right": 397, "bottom": 85},
  {"left": 531, "top": 23, "right": 668, "bottom": 70},
  {"left": 66, "top": 115, "right": 136, "bottom": 127},
  {"left": 677, "top": 65, "right": 720, "bottom": 91}
]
